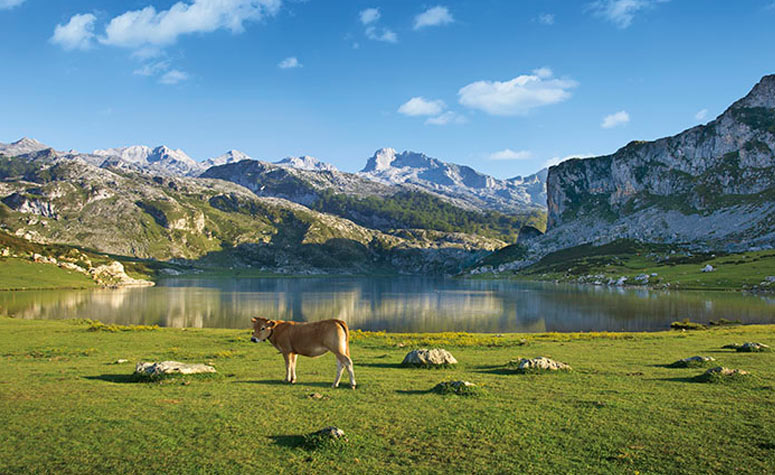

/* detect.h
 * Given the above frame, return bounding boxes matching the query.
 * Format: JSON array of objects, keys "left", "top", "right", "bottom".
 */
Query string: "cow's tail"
[{"left": 335, "top": 320, "right": 350, "bottom": 357}]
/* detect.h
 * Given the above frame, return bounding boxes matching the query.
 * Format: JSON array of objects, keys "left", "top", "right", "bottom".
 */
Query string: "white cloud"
[
  {"left": 489, "top": 149, "right": 533, "bottom": 161},
  {"left": 359, "top": 8, "right": 380, "bottom": 25},
  {"left": 50, "top": 13, "right": 97, "bottom": 51},
  {"left": 587, "top": 0, "right": 666, "bottom": 29},
  {"left": 0, "top": 0, "right": 26, "bottom": 10},
  {"left": 532, "top": 67, "right": 553, "bottom": 79},
  {"left": 99, "top": 0, "right": 282, "bottom": 49},
  {"left": 398, "top": 97, "right": 446, "bottom": 116},
  {"left": 413, "top": 6, "right": 453, "bottom": 30},
  {"left": 601, "top": 110, "right": 630, "bottom": 128},
  {"left": 458, "top": 69, "right": 577, "bottom": 116},
  {"left": 537, "top": 13, "right": 555, "bottom": 25},
  {"left": 278, "top": 56, "right": 301, "bottom": 69},
  {"left": 133, "top": 60, "right": 171, "bottom": 76},
  {"left": 695, "top": 108, "right": 709, "bottom": 121},
  {"left": 365, "top": 25, "right": 397, "bottom": 43},
  {"left": 425, "top": 111, "right": 465, "bottom": 126},
  {"left": 159, "top": 69, "right": 189, "bottom": 85},
  {"left": 543, "top": 154, "right": 594, "bottom": 169}
]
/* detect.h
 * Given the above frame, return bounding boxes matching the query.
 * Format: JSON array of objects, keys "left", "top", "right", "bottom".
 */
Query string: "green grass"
[
  {"left": 482, "top": 239, "right": 775, "bottom": 291},
  {"left": 1, "top": 317, "right": 774, "bottom": 473},
  {"left": 0, "top": 258, "right": 96, "bottom": 290}
]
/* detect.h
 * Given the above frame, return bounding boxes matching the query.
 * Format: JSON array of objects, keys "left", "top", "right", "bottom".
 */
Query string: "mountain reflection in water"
[{"left": 1, "top": 277, "right": 774, "bottom": 333}]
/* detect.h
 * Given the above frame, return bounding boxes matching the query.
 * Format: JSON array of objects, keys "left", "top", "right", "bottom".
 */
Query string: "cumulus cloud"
[
  {"left": 425, "top": 111, "right": 465, "bottom": 126},
  {"left": 278, "top": 56, "right": 301, "bottom": 69},
  {"left": 159, "top": 69, "right": 189, "bottom": 85},
  {"left": 398, "top": 97, "right": 446, "bottom": 116},
  {"left": 537, "top": 13, "right": 555, "bottom": 25},
  {"left": 0, "top": 0, "right": 26, "bottom": 10},
  {"left": 50, "top": 13, "right": 97, "bottom": 51},
  {"left": 587, "top": 0, "right": 666, "bottom": 29},
  {"left": 365, "top": 25, "right": 397, "bottom": 43},
  {"left": 458, "top": 69, "right": 577, "bottom": 116},
  {"left": 413, "top": 6, "right": 453, "bottom": 30},
  {"left": 359, "top": 7, "right": 380, "bottom": 25},
  {"left": 695, "top": 108, "right": 709, "bottom": 121},
  {"left": 489, "top": 149, "right": 533, "bottom": 161},
  {"left": 133, "top": 60, "right": 171, "bottom": 76},
  {"left": 99, "top": 0, "right": 282, "bottom": 48},
  {"left": 601, "top": 110, "right": 630, "bottom": 128},
  {"left": 359, "top": 6, "right": 397, "bottom": 43}
]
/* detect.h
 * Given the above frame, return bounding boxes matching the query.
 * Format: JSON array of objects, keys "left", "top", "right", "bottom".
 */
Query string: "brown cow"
[{"left": 250, "top": 317, "right": 356, "bottom": 388}]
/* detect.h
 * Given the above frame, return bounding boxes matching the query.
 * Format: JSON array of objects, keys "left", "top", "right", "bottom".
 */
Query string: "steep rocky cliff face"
[{"left": 545, "top": 75, "right": 775, "bottom": 251}]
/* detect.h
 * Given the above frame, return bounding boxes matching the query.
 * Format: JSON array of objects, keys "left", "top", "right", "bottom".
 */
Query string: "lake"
[{"left": 1, "top": 276, "right": 774, "bottom": 333}]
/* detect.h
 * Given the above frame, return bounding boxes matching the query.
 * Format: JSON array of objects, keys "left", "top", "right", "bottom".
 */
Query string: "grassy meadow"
[{"left": 1, "top": 317, "right": 774, "bottom": 473}]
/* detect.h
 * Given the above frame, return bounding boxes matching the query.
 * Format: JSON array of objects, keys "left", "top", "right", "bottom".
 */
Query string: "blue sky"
[{"left": 1, "top": 0, "right": 774, "bottom": 178}]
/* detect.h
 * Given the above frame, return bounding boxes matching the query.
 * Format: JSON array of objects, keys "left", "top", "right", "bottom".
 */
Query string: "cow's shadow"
[
  {"left": 236, "top": 379, "right": 333, "bottom": 388},
  {"left": 268, "top": 434, "right": 305, "bottom": 449}
]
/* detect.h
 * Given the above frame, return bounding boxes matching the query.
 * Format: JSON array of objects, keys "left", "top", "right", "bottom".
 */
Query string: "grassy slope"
[
  {"left": 482, "top": 240, "right": 775, "bottom": 291},
  {"left": 1, "top": 317, "right": 773, "bottom": 473},
  {"left": 0, "top": 258, "right": 95, "bottom": 290}
]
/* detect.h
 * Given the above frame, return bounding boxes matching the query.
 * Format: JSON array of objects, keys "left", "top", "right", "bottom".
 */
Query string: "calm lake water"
[{"left": 2, "top": 276, "right": 774, "bottom": 333}]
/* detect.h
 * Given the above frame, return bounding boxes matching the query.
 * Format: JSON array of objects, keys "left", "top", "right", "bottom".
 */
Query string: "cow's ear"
[
  {"left": 267, "top": 320, "right": 277, "bottom": 328},
  {"left": 251, "top": 317, "right": 257, "bottom": 323}
]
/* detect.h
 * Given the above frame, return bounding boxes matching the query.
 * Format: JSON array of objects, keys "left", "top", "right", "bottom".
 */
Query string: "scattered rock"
[
  {"left": 432, "top": 380, "right": 481, "bottom": 396},
  {"left": 701, "top": 264, "right": 715, "bottom": 273},
  {"left": 308, "top": 393, "right": 326, "bottom": 400},
  {"left": 696, "top": 366, "right": 750, "bottom": 382},
  {"left": 509, "top": 356, "right": 572, "bottom": 372},
  {"left": 737, "top": 342, "right": 771, "bottom": 353},
  {"left": 722, "top": 343, "right": 741, "bottom": 350},
  {"left": 114, "top": 359, "right": 129, "bottom": 364},
  {"left": 304, "top": 426, "right": 348, "bottom": 449},
  {"left": 766, "top": 276, "right": 775, "bottom": 283},
  {"left": 401, "top": 349, "right": 457, "bottom": 367},
  {"left": 134, "top": 361, "right": 216, "bottom": 378},
  {"left": 668, "top": 356, "right": 715, "bottom": 368}
]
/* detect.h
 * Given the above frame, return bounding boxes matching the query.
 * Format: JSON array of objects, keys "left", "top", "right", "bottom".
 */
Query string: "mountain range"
[{"left": 0, "top": 137, "right": 544, "bottom": 274}]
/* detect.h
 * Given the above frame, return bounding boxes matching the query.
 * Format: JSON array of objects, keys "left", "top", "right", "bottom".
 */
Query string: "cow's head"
[{"left": 251, "top": 317, "right": 277, "bottom": 343}]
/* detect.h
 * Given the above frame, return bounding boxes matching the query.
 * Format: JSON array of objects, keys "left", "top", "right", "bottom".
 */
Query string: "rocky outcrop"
[
  {"left": 668, "top": 356, "right": 716, "bottom": 368},
  {"left": 89, "top": 261, "right": 154, "bottom": 287},
  {"left": 543, "top": 75, "right": 775, "bottom": 252},
  {"left": 509, "top": 356, "right": 571, "bottom": 372}
]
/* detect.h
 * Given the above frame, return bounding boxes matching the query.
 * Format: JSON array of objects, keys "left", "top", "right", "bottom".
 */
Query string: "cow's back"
[{"left": 279, "top": 319, "right": 348, "bottom": 357}]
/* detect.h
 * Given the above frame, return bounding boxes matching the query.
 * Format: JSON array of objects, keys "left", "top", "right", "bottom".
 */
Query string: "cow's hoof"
[
  {"left": 351, "top": 385, "right": 357, "bottom": 390},
  {"left": 332, "top": 383, "right": 339, "bottom": 388}
]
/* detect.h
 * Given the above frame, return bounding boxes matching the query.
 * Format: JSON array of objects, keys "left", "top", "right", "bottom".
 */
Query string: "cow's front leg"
[
  {"left": 332, "top": 358, "right": 344, "bottom": 388},
  {"left": 289, "top": 353, "right": 297, "bottom": 384},
  {"left": 282, "top": 353, "right": 292, "bottom": 383}
]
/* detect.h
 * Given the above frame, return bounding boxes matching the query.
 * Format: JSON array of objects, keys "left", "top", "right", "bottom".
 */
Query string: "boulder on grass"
[
  {"left": 135, "top": 361, "right": 216, "bottom": 377},
  {"left": 509, "top": 356, "right": 571, "bottom": 372},
  {"left": 401, "top": 349, "right": 457, "bottom": 367},
  {"left": 668, "top": 356, "right": 716, "bottom": 368},
  {"left": 696, "top": 366, "right": 750, "bottom": 383},
  {"left": 737, "top": 342, "right": 770, "bottom": 352},
  {"left": 303, "top": 427, "right": 348, "bottom": 449}
]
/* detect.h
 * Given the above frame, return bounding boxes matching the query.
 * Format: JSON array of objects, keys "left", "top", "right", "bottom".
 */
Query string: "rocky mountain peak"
[
  {"left": 275, "top": 155, "right": 337, "bottom": 172},
  {"left": 203, "top": 150, "right": 253, "bottom": 168},
  {"left": 0, "top": 137, "right": 51, "bottom": 156},
  {"left": 731, "top": 74, "right": 775, "bottom": 109},
  {"left": 362, "top": 148, "right": 397, "bottom": 172}
]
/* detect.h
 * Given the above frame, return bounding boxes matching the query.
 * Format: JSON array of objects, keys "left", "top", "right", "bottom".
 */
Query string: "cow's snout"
[{"left": 250, "top": 337, "right": 259, "bottom": 343}]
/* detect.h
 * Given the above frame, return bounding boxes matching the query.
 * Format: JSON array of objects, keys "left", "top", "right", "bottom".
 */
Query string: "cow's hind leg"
[
  {"left": 344, "top": 356, "right": 356, "bottom": 389},
  {"left": 332, "top": 357, "right": 344, "bottom": 388}
]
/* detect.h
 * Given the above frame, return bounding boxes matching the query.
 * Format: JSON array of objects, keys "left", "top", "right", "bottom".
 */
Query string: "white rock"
[
  {"left": 701, "top": 265, "right": 714, "bottom": 273},
  {"left": 402, "top": 348, "right": 458, "bottom": 366},
  {"left": 514, "top": 356, "right": 571, "bottom": 371},
  {"left": 135, "top": 361, "right": 216, "bottom": 376}
]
